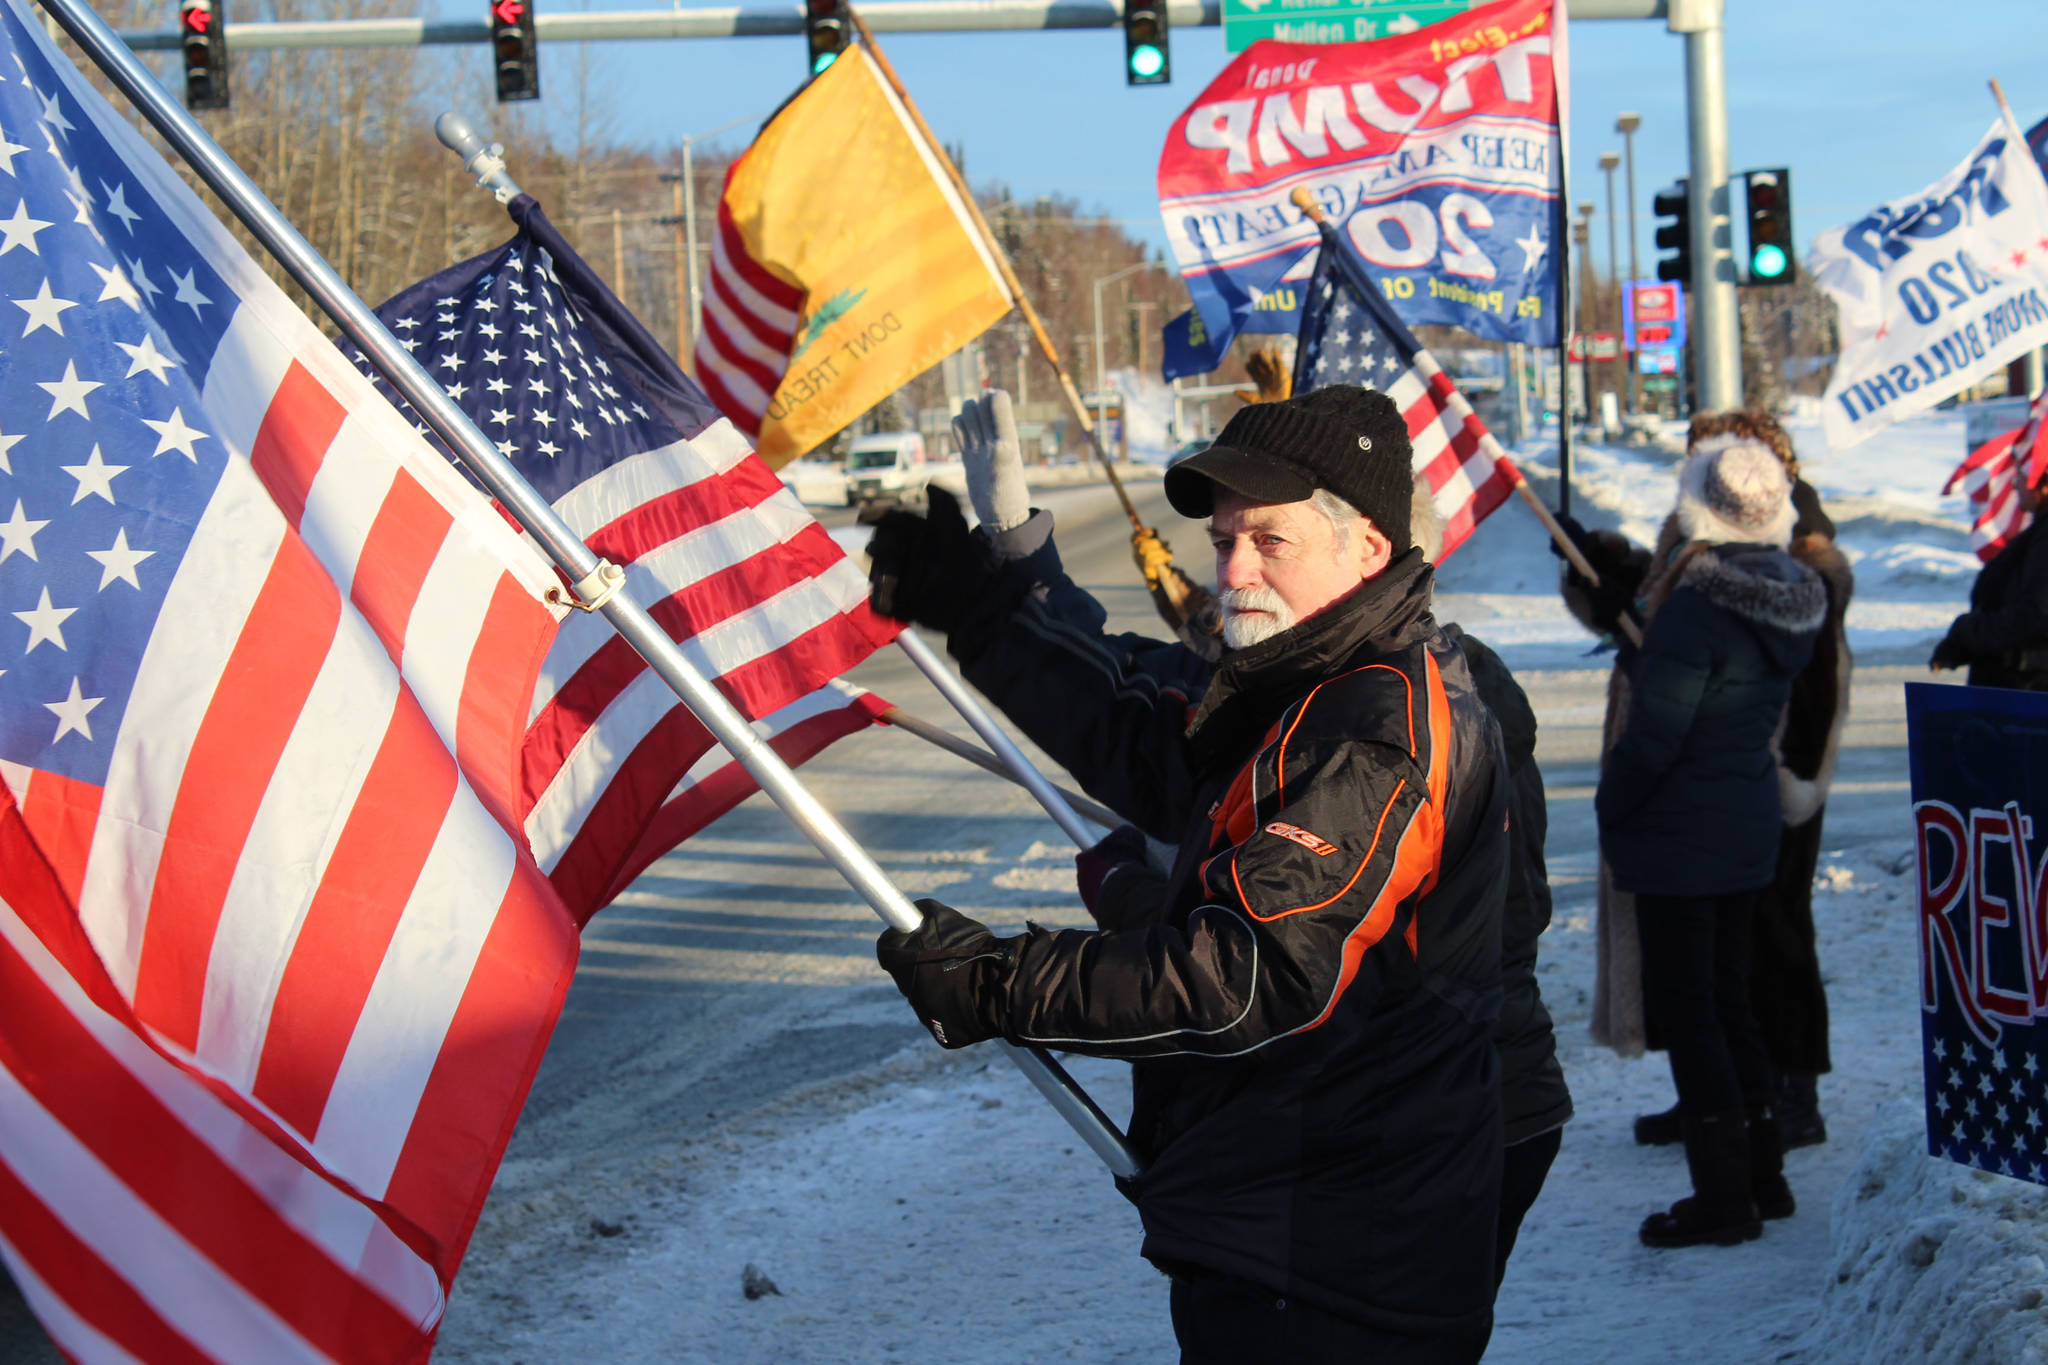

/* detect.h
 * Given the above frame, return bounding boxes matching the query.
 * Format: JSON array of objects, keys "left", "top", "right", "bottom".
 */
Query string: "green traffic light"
[
  {"left": 1751, "top": 243, "right": 1788, "bottom": 279},
  {"left": 812, "top": 49, "right": 838, "bottom": 74},
  {"left": 1129, "top": 43, "right": 1164, "bottom": 79}
]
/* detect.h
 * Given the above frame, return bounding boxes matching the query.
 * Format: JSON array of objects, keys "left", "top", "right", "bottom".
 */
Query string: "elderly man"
[{"left": 863, "top": 387, "right": 1510, "bottom": 1365}]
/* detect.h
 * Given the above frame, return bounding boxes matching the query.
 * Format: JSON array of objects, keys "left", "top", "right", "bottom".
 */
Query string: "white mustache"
[{"left": 1220, "top": 586, "right": 1295, "bottom": 647}]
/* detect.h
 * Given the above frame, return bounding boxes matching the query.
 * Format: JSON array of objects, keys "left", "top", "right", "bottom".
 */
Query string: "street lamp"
[
  {"left": 1572, "top": 206, "right": 1593, "bottom": 427},
  {"left": 1617, "top": 111, "right": 1643, "bottom": 416},
  {"left": 1600, "top": 151, "right": 1621, "bottom": 426},
  {"left": 1093, "top": 263, "right": 1145, "bottom": 456}
]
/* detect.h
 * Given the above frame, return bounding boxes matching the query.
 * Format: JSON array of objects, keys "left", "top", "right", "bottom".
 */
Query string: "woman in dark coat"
[{"left": 1596, "top": 438, "right": 1825, "bottom": 1248}]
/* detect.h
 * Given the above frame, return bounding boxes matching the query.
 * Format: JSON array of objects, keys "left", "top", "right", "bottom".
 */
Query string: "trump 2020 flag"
[
  {"left": 0, "top": 1, "right": 582, "bottom": 1359},
  {"left": 1157, "top": 0, "right": 1565, "bottom": 376},
  {"left": 695, "top": 45, "right": 1012, "bottom": 464},
  {"left": 1293, "top": 225, "right": 1522, "bottom": 558},
  {"left": 1813, "top": 117, "right": 2048, "bottom": 450},
  {"left": 353, "top": 195, "right": 897, "bottom": 919}
]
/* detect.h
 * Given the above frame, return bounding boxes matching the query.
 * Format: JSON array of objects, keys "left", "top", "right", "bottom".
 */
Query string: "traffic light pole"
[{"left": 1674, "top": 0, "right": 1740, "bottom": 411}]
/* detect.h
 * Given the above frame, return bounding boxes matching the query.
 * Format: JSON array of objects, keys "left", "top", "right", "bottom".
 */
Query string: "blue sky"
[{"left": 472, "top": 0, "right": 2046, "bottom": 281}]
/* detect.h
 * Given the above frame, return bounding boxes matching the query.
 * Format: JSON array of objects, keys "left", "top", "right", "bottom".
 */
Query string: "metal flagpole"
[
  {"left": 41, "top": 0, "right": 1139, "bottom": 1181},
  {"left": 877, "top": 705, "right": 1119, "bottom": 831}
]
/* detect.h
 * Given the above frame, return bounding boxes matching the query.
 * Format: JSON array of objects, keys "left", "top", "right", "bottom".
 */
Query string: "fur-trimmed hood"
[{"left": 1674, "top": 543, "right": 1827, "bottom": 665}]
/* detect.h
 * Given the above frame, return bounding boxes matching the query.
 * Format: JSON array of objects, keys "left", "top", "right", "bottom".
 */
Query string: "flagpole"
[
  {"left": 1288, "top": 189, "right": 1641, "bottom": 646},
  {"left": 841, "top": 7, "right": 1216, "bottom": 640},
  {"left": 879, "top": 705, "right": 1119, "bottom": 830},
  {"left": 40, "top": 0, "right": 1140, "bottom": 1182}
]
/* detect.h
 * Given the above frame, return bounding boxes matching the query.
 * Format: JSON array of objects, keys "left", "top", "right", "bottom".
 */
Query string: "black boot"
[
  {"left": 1633, "top": 1102, "right": 1683, "bottom": 1147},
  {"left": 1778, "top": 1072, "right": 1827, "bottom": 1149},
  {"left": 1640, "top": 1109, "right": 1763, "bottom": 1248},
  {"left": 1747, "top": 1103, "right": 1795, "bottom": 1220}
]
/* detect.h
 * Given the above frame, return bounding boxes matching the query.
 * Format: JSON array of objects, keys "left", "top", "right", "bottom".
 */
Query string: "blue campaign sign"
[{"left": 1906, "top": 681, "right": 2048, "bottom": 1185}]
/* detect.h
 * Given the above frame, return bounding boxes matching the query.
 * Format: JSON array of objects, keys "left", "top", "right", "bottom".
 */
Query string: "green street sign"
[{"left": 1220, "top": 0, "right": 1477, "bottom": 51}]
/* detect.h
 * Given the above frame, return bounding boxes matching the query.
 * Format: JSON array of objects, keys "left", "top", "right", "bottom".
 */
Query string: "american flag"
[
  {"left": 351, "top": 196, "right": 897, "bottom": 922},
  {"left": 1292, "top": 223, "right": 1522, "bottom": 559},
  {"left": 0, "top": 1, "right": 580, "bottom": 1359},
  {"left": 1944, "top": 386, "right": 2048, "bottom": 562}
]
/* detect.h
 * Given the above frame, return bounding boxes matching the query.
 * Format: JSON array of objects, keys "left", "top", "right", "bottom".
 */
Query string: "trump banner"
[
  {"left": 1811, "top": 119, "right": 2048, "bottom": 451},
  {"left": 1157, "top": 0, "right": 1564, "bottom": 377},
  {"left": 1907, "top": 682, "right": 2048, "bottom": 1186}
]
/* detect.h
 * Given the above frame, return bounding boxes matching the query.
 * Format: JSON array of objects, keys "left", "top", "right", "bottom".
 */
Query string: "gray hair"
[
  {"left": 1308, "top": 487, "right": 1364, "bottom": 549},
  {"left": 1410, "top": 480, "right": 1444, "bottom": 562}
]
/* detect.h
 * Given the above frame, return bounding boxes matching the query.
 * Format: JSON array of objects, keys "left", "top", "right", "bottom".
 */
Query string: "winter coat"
[
  {"left": 1596, "top": 543, "right": 1826, "bottom": 898},
  {"left": 1562, "top": 484, "right": 1849, "bottom": 1056},
  {"left": 1948, "top": 516, "right": 2048, "bottom": 691},
  {"left": 948, "top": 545, "right": 1511, "bottom": 1342},
  {"left": 989, "top": 510, "right": 1571, "bottom": 1145}
]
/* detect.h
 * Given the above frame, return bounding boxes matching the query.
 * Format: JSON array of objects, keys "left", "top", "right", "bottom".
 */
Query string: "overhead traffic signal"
[
  {"left": 179, "top": 0, "right": 228, "bottom": 111},
  {"left": 1744, "top": 167, "right": 1795, "bottom": 285},
  {"left": 1653, "top": 180, "right": 1692, "bottom": 286},
  {"left": 490, "top": 0, "right": 538, "bottom": 103},
  {"left": 1123, "top": 0, "right": 1169, "bottom": 85},
  {"left": 805, "top": 0, "right": 847, "bottom": 77}
]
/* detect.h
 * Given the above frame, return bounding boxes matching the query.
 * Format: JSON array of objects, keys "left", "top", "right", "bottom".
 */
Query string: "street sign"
[
  {"left": 1220, "top": 0, "right": 1477, "bottom": 51},
  {"left": 1568, "top": 332, "right": 1621, "bottom": 362}
]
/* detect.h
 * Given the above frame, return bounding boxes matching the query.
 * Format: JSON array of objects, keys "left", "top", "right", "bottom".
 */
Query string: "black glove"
[
  {"left": 1545, "top": 510, "right": 1596, "bottom": 561},
  {"left": 865, "top": 486, "right": 992, "bottom": 633},
  {"left": 875, "top": 899, "right": 1018, "bottom": 1049},
  {"left": 1569, "top": 562, "right": 1638, "bottom": 636},
  {"left": 1075, "top": 823, "right": 1150, "bottom": 917},
  {"left": 1930, "top": 633, "right": 1971, "bottom": 672}
]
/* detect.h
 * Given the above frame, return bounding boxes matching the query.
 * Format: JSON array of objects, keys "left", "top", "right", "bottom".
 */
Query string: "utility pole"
[
  {"left": 1600, "top": 151, "right": 1621, "bottom": 426},
  {"left": 1573, "top": 206, "right": 1593, "bottom": 427},
  {"left": 664, "top": 173, "right": 689, "bottom": 364},
  {"left": 610, "top": 205, "right": 625, "bottom": 299},
  {"left": 1617, "top": 111, "right": 1643, "bottom": 417}
]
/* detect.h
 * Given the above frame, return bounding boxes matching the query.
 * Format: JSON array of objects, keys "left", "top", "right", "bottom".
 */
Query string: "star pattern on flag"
[
  {"left": 0, "top": 50, "right": 233, "bottom": 784},
  {"left": 1927, "top": 1020, "right": 2048, "bottom": 1185},
  {"left": 346, "top": 243, "right": 667, "bottom": 505}
]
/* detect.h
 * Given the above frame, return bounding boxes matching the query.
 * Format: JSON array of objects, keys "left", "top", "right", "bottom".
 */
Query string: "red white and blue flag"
[
  {"left": 350, "top": 197, "right": 898, "bottom": 921},
  {"left": 0, "top": 2, "right": 585, "bottom": 1359},
  {"left": 1945, "top": 384, "right": 2048, "bottom": 561},
  {"left": 1293, "top": 222, "right": 1521, "bottom": 559}
]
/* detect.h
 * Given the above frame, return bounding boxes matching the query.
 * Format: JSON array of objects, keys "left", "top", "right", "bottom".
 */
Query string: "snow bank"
[{"left": 1799, "top": 1103, "right": 2048, "bottom": 1365}]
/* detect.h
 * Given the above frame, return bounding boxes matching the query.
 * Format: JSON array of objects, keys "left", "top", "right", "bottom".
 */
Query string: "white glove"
[{"left": 952, "top": 390, "right": 1030, "bottom": 533}]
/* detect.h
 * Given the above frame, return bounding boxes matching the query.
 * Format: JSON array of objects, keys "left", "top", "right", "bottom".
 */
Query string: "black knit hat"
[{"left": 1164, "top": 385, "right": 1414, "bottom": 550}]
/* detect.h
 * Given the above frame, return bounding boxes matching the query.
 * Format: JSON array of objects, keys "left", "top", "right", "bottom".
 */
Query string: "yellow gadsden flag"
[{"left": 693, "top": 47, "right": 1012, "bottom": 465}]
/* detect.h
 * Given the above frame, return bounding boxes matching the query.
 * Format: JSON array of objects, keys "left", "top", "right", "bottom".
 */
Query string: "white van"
[{"left": 844, "top": 432, "right": 928, "bottom": 510}]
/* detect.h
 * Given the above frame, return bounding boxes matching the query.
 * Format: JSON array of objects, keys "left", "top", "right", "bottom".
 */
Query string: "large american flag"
[
  {"left": 0, "top": 1, "right": 580, "bottom": 1359},
  {"left": 1292, "top": 223, "right": 1522, "bottom": 559},
  {"left": 351, "top": 196, "right": 897, "bottom": 922},
  {"left": 1945, "top": 385, "right": 2048, "bottom": 562}
]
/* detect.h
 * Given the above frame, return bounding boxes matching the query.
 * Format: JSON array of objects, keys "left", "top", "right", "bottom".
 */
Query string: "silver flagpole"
[{"left": 38, "top": 0, "right": 1138, "bottom": 1180}]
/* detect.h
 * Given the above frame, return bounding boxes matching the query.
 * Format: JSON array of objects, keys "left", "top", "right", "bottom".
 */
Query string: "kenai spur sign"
[
  {"left": 1155, "top": 0, "right": 1562, "bottom": 375},
  {"left": 1811, "top": 119, "right": 2048, "bottom": 452}
]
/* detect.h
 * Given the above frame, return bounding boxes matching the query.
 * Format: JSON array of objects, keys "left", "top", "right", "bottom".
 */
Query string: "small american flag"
[
  {"left": 0, "top": 0, "right": 579, "bottom": 1358},
  {"left": 1945, "top": 386, "right": 2048, "bottom": 562},
  {"left": 352, "top": 196, "right": 897, "bottom": 921},
  {"left": 1292, "top": 224, "right": 1521, "bottom": 559}
]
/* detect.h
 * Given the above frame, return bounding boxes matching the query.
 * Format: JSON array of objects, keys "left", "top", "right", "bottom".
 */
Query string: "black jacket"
[
  {"left": 1950, "top": 517, "right": 2048, "bottom": 691},
  {"left": 1597, "top": 544, "right": 1825, "bottom": 898},
  {"left": 951, "top": 546, "right": 1510, "bottom": 1340}
]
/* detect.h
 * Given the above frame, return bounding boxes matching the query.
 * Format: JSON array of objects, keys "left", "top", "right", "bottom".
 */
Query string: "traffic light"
[
  {"left": 805, "top": 0, "right": 847, "bottom": 78},
  {"left": 1744, "top": 167, "right": 1795, "bottom": 285},
  {"left": 1653, "top": 179, "right": 1692, "bottom": 286},
  {"left": 179, "top": 0, "right": 228, "bottom": 111},
  {"left": 490, "top": 0, "right": 538, "bottom": 103},
  {"left": 1123, "top": 0, "right": 1169, "bottom": 86}
]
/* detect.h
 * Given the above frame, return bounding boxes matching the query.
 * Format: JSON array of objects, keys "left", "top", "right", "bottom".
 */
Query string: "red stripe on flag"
[
  {"left": 15, "top": 769, "right": 101, "bottom": 908},
  {"left": 458, "top": 575, "right": 557, "bottom": 834},
  {"left": 581, "top": 454, "right": 794, "bottom": 561},
  {"left": 248, "top": 363, "right": 348, "bottom": 531},
  {"left": 522, "top": 605, "right": 891, "bottom": 813},
  {"left": 0, "top": 1156, "right": 214, "bottom": 1365},
  {"left": 698, "top": 299, "right": 791, "bottom": 394},
  {"left": 380, "top": 861, "right": 576, "bottom": 1265},
  {"left": 594, "top": 692, "right": 891, "bottom": 909},
  {"left": 251, "top": 694, "right": 458, "bottom": 1140},
  {"left": 0, "top": 913, "right": 425, "bottom": 1361},
  {"left": 351, "top": 469, "right": 452, "bottom": 661},
  {"left": 132, "top": 536, "right": 342, "bottom": 1051},
  {"left": 696, "top": 357, "right": 766, "bottom": 439},
  {"left": 543, "top": 703, "right": 720, "bottom": 921},
  {"left": 713, "top": 206, "right": 804, "bottom": 313}
]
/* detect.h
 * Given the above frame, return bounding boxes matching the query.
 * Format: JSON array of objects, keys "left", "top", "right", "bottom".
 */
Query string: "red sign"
[
  {"left": 1568, "top": 332, "right": 1621, "bottom": 362},
  {"left": 1637, "top": 323, "right": 1674, "bottom": 346},
  {"left": 1633, "top": 284, "right": 1678, "bottom": 324}
]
